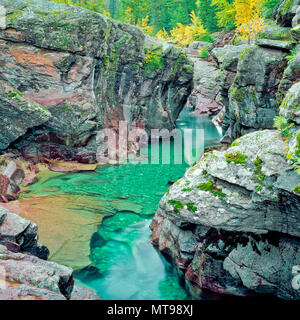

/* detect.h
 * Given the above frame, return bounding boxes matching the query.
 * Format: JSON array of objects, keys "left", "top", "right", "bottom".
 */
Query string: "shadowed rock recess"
[
  {"left": 0, "top": 0, "right": 193, "bottom": 163},
  {"left": 151, "top": 0, "right": 300, "bottom": 300}
]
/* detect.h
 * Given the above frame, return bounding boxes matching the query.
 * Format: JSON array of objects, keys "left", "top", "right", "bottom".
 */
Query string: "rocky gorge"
[
  {"left": 151, "top": 0, "right": 300, "bottom": 300},
  {"left": 0, "top": 0, "right": 299, "bottom": 301}
]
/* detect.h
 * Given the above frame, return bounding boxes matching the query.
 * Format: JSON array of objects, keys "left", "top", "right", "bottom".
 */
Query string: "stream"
[{"left": 19, "top": 109, "right": 223, "bottom": 300}]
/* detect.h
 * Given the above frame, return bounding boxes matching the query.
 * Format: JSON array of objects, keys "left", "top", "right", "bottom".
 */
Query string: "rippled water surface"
[{"left": 21, "top": 110, "right": 223, "bottom": 300}]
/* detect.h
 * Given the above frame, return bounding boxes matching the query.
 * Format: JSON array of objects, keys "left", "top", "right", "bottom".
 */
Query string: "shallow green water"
[{"left": 28, "top": 110, "right": 222, "bottom": 300}]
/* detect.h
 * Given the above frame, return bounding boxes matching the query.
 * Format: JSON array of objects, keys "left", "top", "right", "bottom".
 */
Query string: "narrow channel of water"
[
  {"left": 73, "top": 110, "right": 222, "bottom": 299},
  {"left": 18, "top": 110, "right": 222, "bottom": 299}
]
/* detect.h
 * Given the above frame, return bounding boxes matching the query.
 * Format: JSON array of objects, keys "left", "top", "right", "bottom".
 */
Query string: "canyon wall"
[
  {"left": 151, "top": 0, "right": 300, "bottom": 300},
  {"left": 0, "top": 0, "right": 193, "bottom": 163}
]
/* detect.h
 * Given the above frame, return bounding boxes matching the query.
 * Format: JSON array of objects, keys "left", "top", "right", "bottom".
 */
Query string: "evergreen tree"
[{"left": 196, "top": 0, "right": 219, "bottom": 32}]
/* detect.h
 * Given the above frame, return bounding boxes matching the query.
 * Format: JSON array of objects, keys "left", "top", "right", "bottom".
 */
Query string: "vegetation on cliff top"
[{"left": 49, "top": 0, "right": 279, "bottom": 46}]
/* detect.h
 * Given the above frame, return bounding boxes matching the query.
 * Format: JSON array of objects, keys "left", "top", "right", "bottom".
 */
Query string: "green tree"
[
  {"left": 50, "top": 0, "right": 110, "bottom": 15},
  {"left": 196, "top": 0, "right": 219, "bottom": 32},
  {"left": 118, "top": 0, "right": 151, "bottom": 25}
]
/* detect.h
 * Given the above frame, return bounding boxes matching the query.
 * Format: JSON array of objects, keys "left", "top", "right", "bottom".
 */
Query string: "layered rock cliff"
[
  {"left": 0, "top": 0, "right": 193, "bottom": 163},
  {"left": 151, "top": 0, "right": 300, "bottom": 300}
]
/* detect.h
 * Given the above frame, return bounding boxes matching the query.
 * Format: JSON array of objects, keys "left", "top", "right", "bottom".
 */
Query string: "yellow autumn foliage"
[
  {"left": 139, "top": 16, "right": 154, "bottom": 35},
  {"left": 156, "top": 28, "right": 172, "bottom": 42},
  {"left": 212, "top": 0, "right": 266, "bottom": 43},
  {"left": 156, "top": 11, "right": 206, "bottom": 47}
]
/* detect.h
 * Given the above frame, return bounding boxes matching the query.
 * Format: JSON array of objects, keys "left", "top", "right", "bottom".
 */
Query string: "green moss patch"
[
  {"left": 197, "top": 181, "right": 226, "bottom": 198},
  {"left": 225, "top": 152, "right": 248, "bottom": 164},
  {"left": 186, "top": 202, "right": 197, "bottom": 212},
  {"left": 182, "top": 187, "right": 193, "bottom": 192},
  {"left": 168, "top": 199, "right": 184, "bottom": 212},
  {"left": 294, "top": 186, "right": 300, "bottom": 194},
  {"left": 144, "top": 48, "right": 163, "bottom": 75}
]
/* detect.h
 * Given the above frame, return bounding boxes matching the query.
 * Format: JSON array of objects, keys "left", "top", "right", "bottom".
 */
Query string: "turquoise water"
[{"left": 32, "top": 110, "right": 223, "bottom": 299}]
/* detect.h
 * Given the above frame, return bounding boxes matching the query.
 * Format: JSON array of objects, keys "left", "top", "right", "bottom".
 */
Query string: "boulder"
[
  {"left": 155, "top": 129, "right": 300, "bottom": 236},
  {"left": 0, "top": 206, "right": 49, "bottom": 258},
  {"left": 151, "top": 120, "right": 300, "bottom": 299},
  {"left": 0, "top": 244, "right": 73, "bottom": 299},
  {"left": 3, "top": 161, "right": 25, "bottom": 185},
  {"left": 256, "top": 39, "right": 296, "bottom": 50}
]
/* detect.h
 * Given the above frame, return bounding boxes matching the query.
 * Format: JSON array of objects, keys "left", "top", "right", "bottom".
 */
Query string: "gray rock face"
[
  {"left": 277, "top": 51, "right": 300, "bottom": 104},
  {"left": 185, "top": 58, "right": 222, "bottom": 115},
  {"left": 0, "top": 244, "right": 74, "bottom": 299},
  {"left": 0, "top": 0, "right": 193, "bottom": 160},
  {"left": 0, "top": 81, "right": 51, "bottom": 150},
  {"left": 274, "top": 0, "right": 300, "bottom": 27},
  {"left": 280, "top": 82, "right": 300, "bottom": 123},
  {"left": 223, "top": 236, "right": 300, "bottom": 299},
  {"left": 213, "top": 44, "right": 290, "bottom": 140},
  {"left": 151, "top": 77, "right": 300, "bottom": 299}
]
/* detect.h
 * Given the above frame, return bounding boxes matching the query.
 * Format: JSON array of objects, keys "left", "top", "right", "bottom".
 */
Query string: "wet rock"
[
  {"left": 47, "top": 161, "right": 97, "bottom": 173},
  {"left": 70, "top": 285, "right": 101, "bottom": 300}
]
